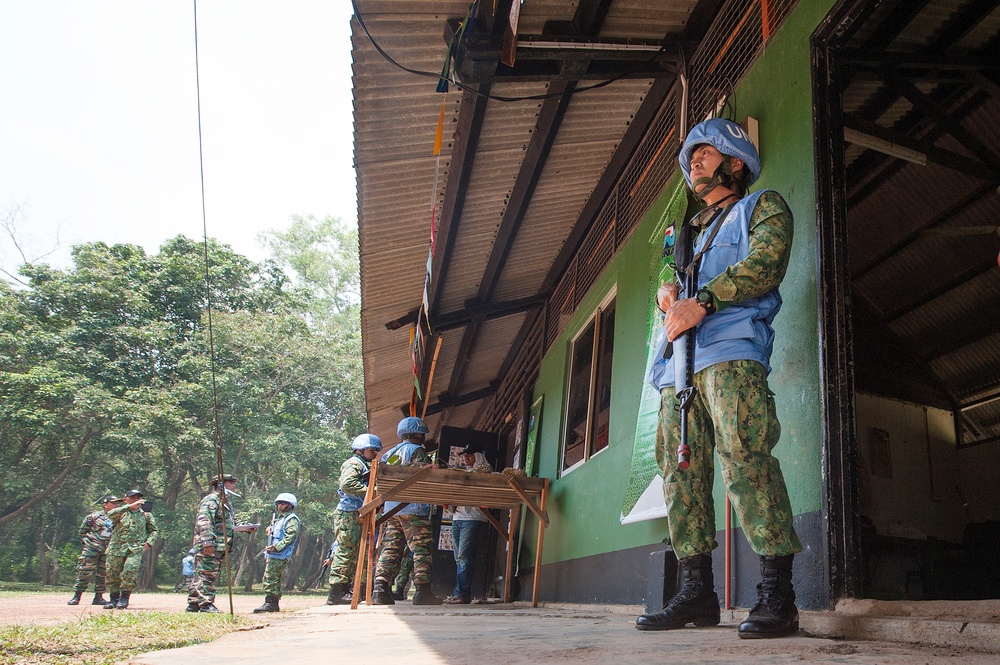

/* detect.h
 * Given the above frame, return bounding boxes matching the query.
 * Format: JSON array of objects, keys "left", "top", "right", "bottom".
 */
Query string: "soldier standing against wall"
[
  {"left": 325, "top": 433, "right": 381, "bottom": 605},
  {"left": 636, "top": 118, "right": 801, "bottom": 638},
  {"left": 67, "top": 494, "right": 121, "bottom": 606},
  {"left": 186, "top": 474, "right": 257, "bottom": 613},
  {"left": 253, "top": 493, "right": 301, "bottom": 613},
  {"left": 370, "top": 417, "right": 443, "bottom": 606},
  {"left": 104, "top": 489, "right": 158, "bottom": 610}
]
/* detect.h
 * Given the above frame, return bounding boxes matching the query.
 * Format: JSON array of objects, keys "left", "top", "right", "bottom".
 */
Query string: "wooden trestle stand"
[{"left": 351, "top": 461, "right": 549, "bottom": 609}]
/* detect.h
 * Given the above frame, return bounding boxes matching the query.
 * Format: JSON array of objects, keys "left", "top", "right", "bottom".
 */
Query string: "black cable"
[{"left": 350, "top": 0, "right": 671, "bottom": 103}]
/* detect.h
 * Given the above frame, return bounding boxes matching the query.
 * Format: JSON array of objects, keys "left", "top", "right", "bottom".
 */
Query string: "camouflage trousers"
[
  {"left": 329, "top": 508, "right": 363, "bottom": 586},
  {"left": 72, "top": 551, "right": 107, "bottom": 593},
  {"left": 187, "top": 552, "right": 223, "bottom": 606},
  {"left": 374, "top": 514, "right": 433, "bottom": 586},
  {"left": 261, "top": 557, "right": 289, "bottom": 598},
  {"left": 106, "top": 549, "right": 144, "bottom": 593},
  {"left": 394, "top": 547, "right": 413, "bottom": 590},
  {"left": 656, "top": 360, "right": 802, "bottom": 559}
]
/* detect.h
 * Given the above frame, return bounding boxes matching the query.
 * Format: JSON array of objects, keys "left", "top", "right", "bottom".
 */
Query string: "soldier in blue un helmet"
[
  {"left": 254, "top": 492, "right": 301, "bottom": 613},
  {"left": 325, "top": 433, "right": 382, "bottom": 605},
  {"left": 370, "top": 417, "right": 443, "bottom": 605},
  {"left": 636, "top": 118, "right": 802, "bottom": 638}
]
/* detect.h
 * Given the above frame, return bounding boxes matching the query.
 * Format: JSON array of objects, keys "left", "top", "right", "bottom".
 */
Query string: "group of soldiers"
[
  {"left": 67, "top": 489, "right": 157, "bottom": 610},
  {"left": 66, "top": 415, "right": 437, "bottom": 613}
]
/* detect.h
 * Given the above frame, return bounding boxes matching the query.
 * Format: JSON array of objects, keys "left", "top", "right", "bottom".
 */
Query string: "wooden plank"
[{"left": 359, "top": 466, "right": 433, "bottom": 516}]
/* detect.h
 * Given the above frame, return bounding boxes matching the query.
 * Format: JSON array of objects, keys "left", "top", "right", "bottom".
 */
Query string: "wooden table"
[{"left": 352, "top": 462, "right": 549, "bottom": 608}]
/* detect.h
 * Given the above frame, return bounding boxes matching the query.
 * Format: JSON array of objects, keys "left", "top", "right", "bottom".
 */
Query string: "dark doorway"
[{"left": 814, "top": 0, "right": 1000, "bottom": 603}]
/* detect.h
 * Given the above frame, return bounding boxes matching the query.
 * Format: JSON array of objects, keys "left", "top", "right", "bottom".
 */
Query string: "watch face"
[{"left": 696, "top": 290, "right": 711, "bottom": 304}]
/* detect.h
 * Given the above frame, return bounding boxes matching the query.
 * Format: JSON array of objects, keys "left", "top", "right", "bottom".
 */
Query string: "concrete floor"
[{"left": 127, "top": 599, "right": 1000, "bottom": 665}]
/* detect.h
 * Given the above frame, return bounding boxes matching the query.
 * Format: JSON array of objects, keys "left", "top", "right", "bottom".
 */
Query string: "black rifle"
[{"left": 672, "top": 222, "right": 698, "bottom": 469}]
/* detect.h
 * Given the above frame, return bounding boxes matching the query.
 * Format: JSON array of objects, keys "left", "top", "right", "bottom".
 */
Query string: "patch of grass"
[{"left": 0, "top": 612, "right": 253, "bottom": 665}]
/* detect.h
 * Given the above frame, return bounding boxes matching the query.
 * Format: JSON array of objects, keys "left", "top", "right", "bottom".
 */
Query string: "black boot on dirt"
[
  {"left": 738, "top": 554, "right": 799, "bottom": 639},
  {"left": 370, "top": 580, "right": 395, "bottom": 605},
  {"left": 326, "top": 583, "right": 351, "bottom": 606},
  {"left": 636, "top": 553, "right": 720, "bottom": 631},
  {"left": 103, "top": 592, "right": 120, "bottom": 610},
  {"left": 185, "top": 602, "right": 200, "bottom": 612},
  {"left": 67, "top": 592, "right": 82, "bottom": 606},
  {"left": 92, "top": 593, "right": 107, "bottom": 606},
  {"left": 253, "top": 595, "right": 280, "bottom": 613},
  {"left": 392, "top": 584, "right": 407, "bottom": 601},
  {"left": 116, "top": 591, "right": 131, "bottom": 609},
  {"left": 199, "top": 603, "right": 220, "bottom": 613},
  {"left": 411, "top": 583, "right": 443, "bottom": 606}
]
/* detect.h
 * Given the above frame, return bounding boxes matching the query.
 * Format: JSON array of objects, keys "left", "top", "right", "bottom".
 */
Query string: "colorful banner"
[{"left": 620, "top": 180, "right": 689, "bottom": 524}]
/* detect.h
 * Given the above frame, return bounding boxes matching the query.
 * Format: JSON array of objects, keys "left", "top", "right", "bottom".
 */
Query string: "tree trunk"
[{"left": 0, "top": 429, "right": 95, "bottom": 527}]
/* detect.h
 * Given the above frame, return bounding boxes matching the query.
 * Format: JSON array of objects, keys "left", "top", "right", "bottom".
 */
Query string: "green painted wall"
[{"left": 525, "top": 0, "right": 837, "bottom": 566}]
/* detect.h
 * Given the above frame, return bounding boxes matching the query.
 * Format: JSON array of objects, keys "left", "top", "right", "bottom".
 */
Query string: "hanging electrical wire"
[{"left": 191, "top": 0, "right": 238, "bottom": 616}]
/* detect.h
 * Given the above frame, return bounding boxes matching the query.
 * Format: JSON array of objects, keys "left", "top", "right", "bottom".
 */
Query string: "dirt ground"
[{"left": 1, "top": 591, "right": 325, "bottom": 626}]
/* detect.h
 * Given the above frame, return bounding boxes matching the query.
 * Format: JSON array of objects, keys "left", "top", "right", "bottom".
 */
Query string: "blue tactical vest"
[
  {"left": 647, "top": 190, "right": 784, "bottom": 390},
  {"left": 267, "top": 512, "right": 299, "bottom": 560},
  {"left": 336, "top": 455, "right": 371, "bottom": 512},
  {"left": 381, "top": 440, "right": 431, "bottom": 518}
]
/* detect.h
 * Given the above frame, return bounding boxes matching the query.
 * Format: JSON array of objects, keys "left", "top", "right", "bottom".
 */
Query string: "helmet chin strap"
[{"left": 690, "top": 156, "right": 737, "bottom": 201}]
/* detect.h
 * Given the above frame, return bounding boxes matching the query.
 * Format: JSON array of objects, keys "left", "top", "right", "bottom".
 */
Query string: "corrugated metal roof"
[
  {"left": 353, "top": 0, "right": 706, "bottom": 441},
  {"left": 841, "top": 0, "right": 1000, "bottom": 438}
]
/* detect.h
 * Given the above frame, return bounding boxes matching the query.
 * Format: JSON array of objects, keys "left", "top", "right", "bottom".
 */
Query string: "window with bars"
[{"left": 562, "top": 293, "right": 616, "bottom": 474}]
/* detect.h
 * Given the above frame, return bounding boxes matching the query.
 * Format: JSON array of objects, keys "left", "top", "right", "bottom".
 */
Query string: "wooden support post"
[{"left": 531, "top": 478, "right": 549, "bottom": 607}]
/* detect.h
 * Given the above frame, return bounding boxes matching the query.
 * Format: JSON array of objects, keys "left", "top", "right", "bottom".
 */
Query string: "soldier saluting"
[
  {"left": 104, "top": 489, "right": 158, "bottom": 610},
  {"left": 67, "top": 494, "right": 122, "bottom": 606}
]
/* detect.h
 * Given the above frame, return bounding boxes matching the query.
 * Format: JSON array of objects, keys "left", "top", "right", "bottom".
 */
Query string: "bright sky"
[{"left": 0, "top": 0, "right": 355, "bottom": 276}]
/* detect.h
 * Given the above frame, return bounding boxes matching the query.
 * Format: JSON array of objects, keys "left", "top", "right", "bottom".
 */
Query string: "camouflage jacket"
[
  {"left": 78, "top": 509, "right": 114, "bottom": 557},
  {"left": 106, "top": 504, "right": 158, "bottom": 556},
  {"left": 194, "top": 491, "right": 235, "bottom": 552}
]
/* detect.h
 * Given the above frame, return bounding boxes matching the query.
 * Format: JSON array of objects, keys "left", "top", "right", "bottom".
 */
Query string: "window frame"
[{"left": 560, "top": 287, "right": 617, "bottom": 476}]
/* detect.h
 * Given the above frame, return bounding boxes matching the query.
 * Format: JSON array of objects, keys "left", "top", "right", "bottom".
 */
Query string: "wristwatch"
[{"left": 695, "top": 288, "right": 716, "bottom": 315}]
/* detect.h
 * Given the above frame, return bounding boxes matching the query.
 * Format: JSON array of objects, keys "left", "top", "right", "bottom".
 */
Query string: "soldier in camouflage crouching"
[
  {"left": 186, "top": 474, "right": 258, "bottom": 613},
  {"left": 324, "top": 433, "right": 381, "bottom": 605},
  {"left": 636, "top": 118, "right": 802, "bottom": 638},
  {"left": 67, "top": 494, "right": 122, "bottom": 606},
  {"left": 370, "top": 417, "right": 443, "bottom": 606},
  {"left": 104, "top": 489, "right": 158, "bottom": 610},
  {"left": 253, "top": 493, "right": 301, "bottom": 613}
]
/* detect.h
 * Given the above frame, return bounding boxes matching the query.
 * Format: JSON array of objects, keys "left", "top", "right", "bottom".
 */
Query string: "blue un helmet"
[
  {"left": 396, "top": 416, "right": 430, "bottom": 439},
  {"left": 679, "top": 118, "right": 761, "bottom": 199},
  {"left": 351, "top": 433, "right": 382, "bottom": 452}
]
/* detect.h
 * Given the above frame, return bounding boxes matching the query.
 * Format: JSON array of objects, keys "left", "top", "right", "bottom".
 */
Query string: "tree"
[{"left": 0, "top": 226, "right": 365, "bottom": 590}]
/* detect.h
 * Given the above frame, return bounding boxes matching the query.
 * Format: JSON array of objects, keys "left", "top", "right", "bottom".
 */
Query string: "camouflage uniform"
[
  {"left": 187, "top": 490, "right": 234, "bottom": 608},
  {"left": 71, "top": 508, "right": 114, "bottom": 593},
  {"left": 374, "top": 444, "right": 434, "bottom": 586},
  {"left": 261, "top": 511, "right": 300, "bottom": 598},
  {"left": 394, "top": 547, "right": 413, "bottom": 592},
  {"left": 328, "top": 454, "right": 370, "bottom": 586},
  {"left": 105, "top": 504, "right": 158, "bottom": 593},
  {"left": 657, "top": 192, "right": 802, "bottom": 560}
]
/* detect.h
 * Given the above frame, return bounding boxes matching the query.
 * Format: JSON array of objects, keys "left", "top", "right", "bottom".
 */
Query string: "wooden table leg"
[
  {"left": 351, "top": 513, "right": 370, "bottom": 610},
  {"left": 531, "top": 479, "right": 549, "bottom": 608}
]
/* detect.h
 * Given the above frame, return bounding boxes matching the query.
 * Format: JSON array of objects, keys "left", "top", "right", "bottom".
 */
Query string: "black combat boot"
[
  {"left": 411, "top": 582, "right": 443, "bottom": 606},
  {"left": 92, "top": 593, "right": 107, "bottom": 605},
  {"left": 738, "top": 554, "right": 799, "bottom": 639},
  {"left": 185, "top": 601, "right": 200, "bottom": 612},
  {"left": 635, "top": 554, "right": 720, "bottom": 630},
  {"left": 253, "top": 595, "right": 280, "bottom": 613},
  {"left": 326, "top": 582, "right": 351, "bottom": 606},
  {"left": 103, "top": 592, "right": 120, "bottom": 609},
  {"left": 392, "top": 583, "right": 407, "bottom": 601},
  {"left": 370, "top": 579, "right": 395, "bottom": 605},
  {"left": 67, "top": 591, "right": 82, "bottom": 606},
  {"left": 199, "top": 603, "right": 220, "bottom": 613},
  {"left": 116, "top": 591, "right": 131, "bottom": 609}
]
